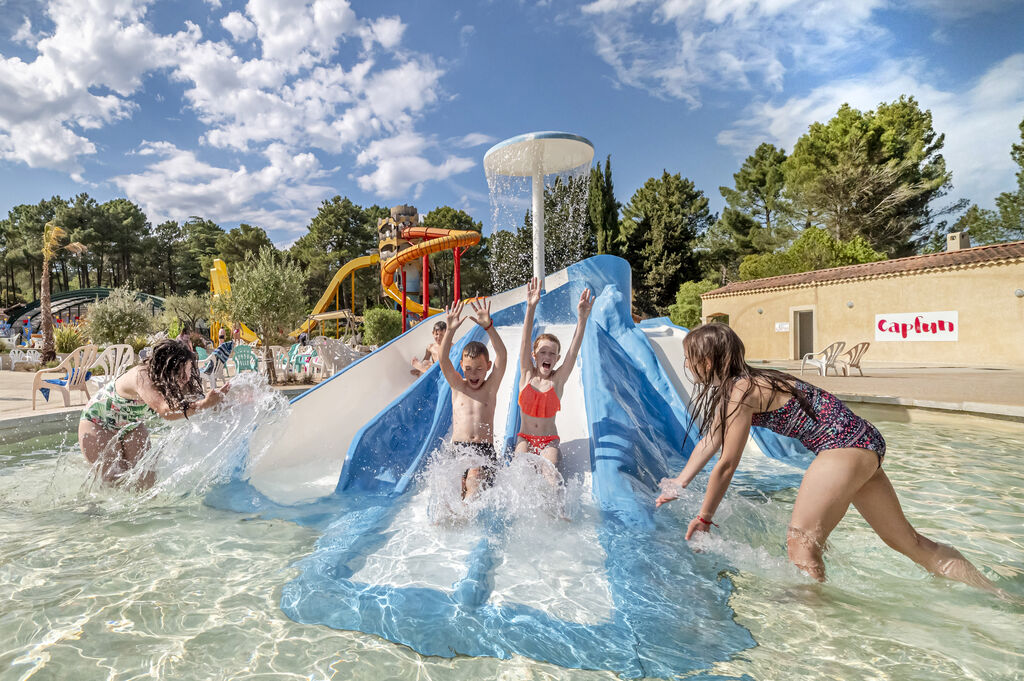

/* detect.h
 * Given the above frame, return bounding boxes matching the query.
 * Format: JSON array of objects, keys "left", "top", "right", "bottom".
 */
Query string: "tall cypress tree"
[
  {"left": 589, "top": 155, "right": 621, "bottom": 256},
  {"left": 620, "top": 171, "right": 712, "bottom": 315}
]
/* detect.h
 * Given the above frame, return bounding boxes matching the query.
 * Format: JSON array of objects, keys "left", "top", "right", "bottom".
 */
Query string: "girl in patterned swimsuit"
[
  {"left": 656, "top": 324, "right": 998, "bottom": 592},
  {"left": 515, "top": 277, "right": 594, "bottom": 489},
  {"left": 79, "top": 339, "right": 229, "bottom": 489}
]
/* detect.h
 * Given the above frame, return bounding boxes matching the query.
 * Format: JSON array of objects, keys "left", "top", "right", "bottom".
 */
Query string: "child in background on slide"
[
  {"left": 411, "top": 320, "right": 447, "bottom": 376},
  {"left": 515, "top": 277, "right": 594, "bottom": 488},
  {"left": 437, "top": 299, "right": 507, "bottom": 500}
]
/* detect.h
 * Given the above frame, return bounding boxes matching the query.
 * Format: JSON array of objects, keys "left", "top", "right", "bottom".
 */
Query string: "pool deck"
[
  {"left": 757, "top": 360, "right": 1024, "bottom": 421},
  {"left": 2, "top": 361, "right": 1022, "bottom": 429},
  {"left": 0, "top": 370, "right": 310, "bottom": 432}
]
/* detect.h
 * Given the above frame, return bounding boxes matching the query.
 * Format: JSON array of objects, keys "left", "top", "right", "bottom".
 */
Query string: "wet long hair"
[
  {"left": 145, "top": 339, "right": 204, "bottom": 414},
  {"left": 683, "top": 324, "right": 814, "bottom": 444}
]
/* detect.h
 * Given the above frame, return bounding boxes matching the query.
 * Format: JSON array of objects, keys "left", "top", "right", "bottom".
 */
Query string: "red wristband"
[
  {"left": 697, "top": 515, "right": 718, "bottom": 527},
  {"left": 483, "top": 320, "right": 493, "bottom": 330}
]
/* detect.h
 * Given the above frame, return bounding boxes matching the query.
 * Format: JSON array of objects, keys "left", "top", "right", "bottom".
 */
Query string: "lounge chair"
[
  {"left": 837, "top": 342, "right": 870, "bottom": 377},
  {"left": 33, "top": 344, "right": 99, "bottom": 409},
  {"left": 800, "top": 341, "right": 845, "bottom": 377}
]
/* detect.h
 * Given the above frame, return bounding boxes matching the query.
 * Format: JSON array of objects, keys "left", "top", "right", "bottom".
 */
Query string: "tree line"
[{"left": 2, "top": 96, "right": 1021, "bottom": 326}]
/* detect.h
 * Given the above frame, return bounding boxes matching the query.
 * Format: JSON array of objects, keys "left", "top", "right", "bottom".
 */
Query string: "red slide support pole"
[
  {"left": 421, "top": 254, "right": 430, "bottom": 320},
  {"left": 401, "top": 269, "right": 408, "bottom": 333},
  {"left": 453, "top": 247, "right": 462, "bottom": 303}
]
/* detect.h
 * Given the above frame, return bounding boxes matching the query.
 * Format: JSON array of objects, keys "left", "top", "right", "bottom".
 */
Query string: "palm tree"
[
  {"left": 39, "top": 224, "right": 86, "bottom": 362},
  {"left": 39, "top": 222, "right": 68, "bottom": 362}
]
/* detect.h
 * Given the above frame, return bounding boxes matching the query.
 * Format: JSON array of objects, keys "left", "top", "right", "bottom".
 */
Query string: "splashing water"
[
  {"left": 421, "top": 441, "right": 585, "bottom": 527},
  {"left": 486, "top": 160, "right": 592, "bottom": 292},
  {"left": 44, "top": 371, "right": 291, "bottom": 512}
]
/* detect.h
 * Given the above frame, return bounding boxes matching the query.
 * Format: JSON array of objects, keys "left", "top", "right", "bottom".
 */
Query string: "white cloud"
[
  {"left": 11, "top": 17, "right": 41, "bottom": 46},
  {"left": 455, "top": 132, "right": 497, "bottom": 148},
  {"left": 0, "top": 0, "right": 474, "bottom": 227},
  {"left": 221, "top": 11, "right": 257, "bottom": 42},
  {"left": 355, "top": 132, "right": 475, "bottom": 197},
  {"left": 0, "top": 0, "right": 191, "bottom": 176},
  {"left": 580, "top": 0, "right": 887, "bottom": 106},
  {"left": 360, "top": 16, "right": 406, "bottom": 50},
  {"left": 112, "top": 141, "right": 332, "bottom": 235},
  {"left": 717, "top": 54, "right": 1024, "bottom": 209}
]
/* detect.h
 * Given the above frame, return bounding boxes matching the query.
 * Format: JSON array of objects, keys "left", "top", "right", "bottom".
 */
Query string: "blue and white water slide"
[{"left": 207, "top": 255, "right": 813, "bottom": 679}]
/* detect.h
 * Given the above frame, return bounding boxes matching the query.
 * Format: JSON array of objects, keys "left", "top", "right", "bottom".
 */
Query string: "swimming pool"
[{"left": 1, "top": 405, "right": 1020, "bottom": 680}]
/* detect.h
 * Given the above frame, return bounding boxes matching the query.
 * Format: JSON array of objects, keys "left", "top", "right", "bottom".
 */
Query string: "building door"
[{"left": 795, "top": 310, "right": 814, "bottom": 358}]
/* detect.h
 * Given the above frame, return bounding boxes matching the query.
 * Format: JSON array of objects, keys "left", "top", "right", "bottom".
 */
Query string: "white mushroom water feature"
[{"left": 484, "top": 131, "right": 595, "bottom": 284}]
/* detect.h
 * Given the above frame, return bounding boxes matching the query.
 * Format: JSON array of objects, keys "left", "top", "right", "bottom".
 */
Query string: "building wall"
[{"left": 701, "top": 261, "right": 1024, "bottom": 366}]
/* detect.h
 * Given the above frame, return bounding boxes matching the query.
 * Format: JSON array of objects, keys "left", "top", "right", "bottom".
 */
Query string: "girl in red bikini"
[{"left": 515, "top": 277, "right": 594, "bottom": 488}]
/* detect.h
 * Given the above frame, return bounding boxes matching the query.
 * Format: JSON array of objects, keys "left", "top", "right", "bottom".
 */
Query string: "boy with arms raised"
[{"left": 438, "top": 298, "right": 508, "bottom": 499}]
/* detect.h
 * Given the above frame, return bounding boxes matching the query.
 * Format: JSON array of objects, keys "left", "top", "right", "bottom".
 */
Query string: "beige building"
[{"left": 700, "top": 240, "right": 1024, "bottom": 366}]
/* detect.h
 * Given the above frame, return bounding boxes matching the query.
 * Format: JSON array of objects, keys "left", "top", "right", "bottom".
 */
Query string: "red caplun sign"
[
  {"left": 875, "top": 311, "right": 958, "bottom": 342},
  {"left": 877, "top": 317, "right": 955, "bottom": 338}
]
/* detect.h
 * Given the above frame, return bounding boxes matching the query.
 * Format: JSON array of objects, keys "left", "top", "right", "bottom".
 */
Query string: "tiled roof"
[{"left": 702, "top": 240, "right": 1024, "bottom": 298}]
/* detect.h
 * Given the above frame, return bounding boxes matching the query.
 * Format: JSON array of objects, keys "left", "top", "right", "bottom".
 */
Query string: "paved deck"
[
  {"left": 0, "top": 369, "right": 310, "bottom": 431},
  {"left": 758, "top": 360, "right": 1024, "bottom": 420},
  {"left": 2, "top": 360, "right": 1022, "bottom": 428}
]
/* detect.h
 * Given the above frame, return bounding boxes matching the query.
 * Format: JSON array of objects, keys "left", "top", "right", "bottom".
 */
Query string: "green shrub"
[
  {"left": 83, "top": 288, "right": 155, "bottom": 344},
  {"left": 668, "top": 280, "right": 719, "bottom": 330},
  {"left": 127, "top": 335, "right": 149, "bottom": 353},
  {"left": 54, "top": 324, "right": 85, "bottom": 354},
  {"left": 362, "top": 308, "right": 403, "bottom": 346}
]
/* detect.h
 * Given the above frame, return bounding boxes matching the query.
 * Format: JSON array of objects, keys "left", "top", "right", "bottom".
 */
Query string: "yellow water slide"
[
  {"left": 209, "top": 259, "right": 260, "bottom": 343},
  {"left": 292, "top": 253, "right": 381, "bottom": 336},
  {"left": 379, "top": 226, "right": 482, "bottom": 317}
]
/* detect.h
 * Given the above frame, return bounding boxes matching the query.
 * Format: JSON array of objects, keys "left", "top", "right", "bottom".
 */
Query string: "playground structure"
[
  {"left": 294, "top": 204, "right": 481, "bottom": 337},
  {"left": 208, "top": 259, "right": 259, "bottom": 343}
]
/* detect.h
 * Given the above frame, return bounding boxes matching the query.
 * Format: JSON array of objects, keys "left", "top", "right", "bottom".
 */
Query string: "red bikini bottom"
[{"left": 517, "top": 433, "right": 560, "bottom": 453}]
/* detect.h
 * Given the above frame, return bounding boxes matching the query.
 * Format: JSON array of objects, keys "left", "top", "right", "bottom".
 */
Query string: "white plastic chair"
[
  {"left": 10, "top": 348, "right": 41, "bottom": 369},
  {"left": 33, "top": 344, "right": 99, "bottom": 409},
  {"left": 200, "top": 355, "right": 228, "bottom": 390},
  {"left": 836, "top": 342, "right": 870, "bottom": 377},
  {"left": 800, "top": 341, "right": 846, "bottom": 377},
  {"left": 89, "top": 344, "right": 135, "bottom": 389}
]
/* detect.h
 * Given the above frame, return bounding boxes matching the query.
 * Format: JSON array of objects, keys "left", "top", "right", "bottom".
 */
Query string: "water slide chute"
[
  {"left": 209, "top": 259, "right": 259, "bottom": 342},
  {"left": 293, "top": 253, "right": 380, "bottom": 337},
  {"left": 379, "top": 226, "right": 482, "bottom": 318},
  {"left": 208, "top": 254, "right": 812, "bottom": 677}
]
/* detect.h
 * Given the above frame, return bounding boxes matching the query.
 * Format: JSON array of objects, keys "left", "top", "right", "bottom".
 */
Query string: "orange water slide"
[{"left": 380, "top": 226, "right": 481, "bottom": 317}]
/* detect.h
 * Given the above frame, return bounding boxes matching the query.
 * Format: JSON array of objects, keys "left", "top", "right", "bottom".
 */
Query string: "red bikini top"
[{"left": 518, "top": 383, "right": 561, "bottom": 419}]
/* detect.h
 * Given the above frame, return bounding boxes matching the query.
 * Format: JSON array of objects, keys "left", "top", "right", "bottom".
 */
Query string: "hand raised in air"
[
  {"left": 526, "top": 277, "right": 541, "bottom": 308},
  {"left": 469, "top": 298, "right": 493, "bottom": 329},
  {"left": 577, "top": 288, "right": 595, "bottom": 319},
  {"left": 445, "top": 300, "right": 466, "bottom": 331}
]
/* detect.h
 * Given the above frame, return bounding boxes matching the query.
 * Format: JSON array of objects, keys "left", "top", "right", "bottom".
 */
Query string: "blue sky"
[{"left": 1, "top": 0, "right": 1022, "bottom": 245}]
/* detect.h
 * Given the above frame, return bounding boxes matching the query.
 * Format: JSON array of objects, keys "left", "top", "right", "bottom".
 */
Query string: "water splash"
[
  {"left": 486, "top": 161, "right": 593, "bottom": 292},
  {"left": 50, "top": 371, "right": 291, "bottom": 511},
  {"left": 421, "top": 441, "right": 584, "bottom": 526}
]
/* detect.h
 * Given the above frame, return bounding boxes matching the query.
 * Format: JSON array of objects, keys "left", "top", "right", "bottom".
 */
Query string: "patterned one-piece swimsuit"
[{"left": 751, "top": 380, "right": 886, "bottom": 465}]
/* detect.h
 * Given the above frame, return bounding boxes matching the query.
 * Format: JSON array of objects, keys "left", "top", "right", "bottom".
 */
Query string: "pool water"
[{"left": 1, "top": 408, "right": 1021, "bottom": 680}]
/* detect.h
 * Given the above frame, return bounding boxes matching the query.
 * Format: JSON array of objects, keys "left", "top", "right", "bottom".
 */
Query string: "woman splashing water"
[
  {"left": 78, "top": 339, "right": 228, "bottom": 489},
  {"left": 656, "top": 323, "right": 999, "bottom": 593}
]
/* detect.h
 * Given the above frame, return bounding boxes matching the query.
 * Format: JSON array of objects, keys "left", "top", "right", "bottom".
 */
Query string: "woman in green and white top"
[{"left": 79, "top": 339, "right": 228, "bottom": 489}]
